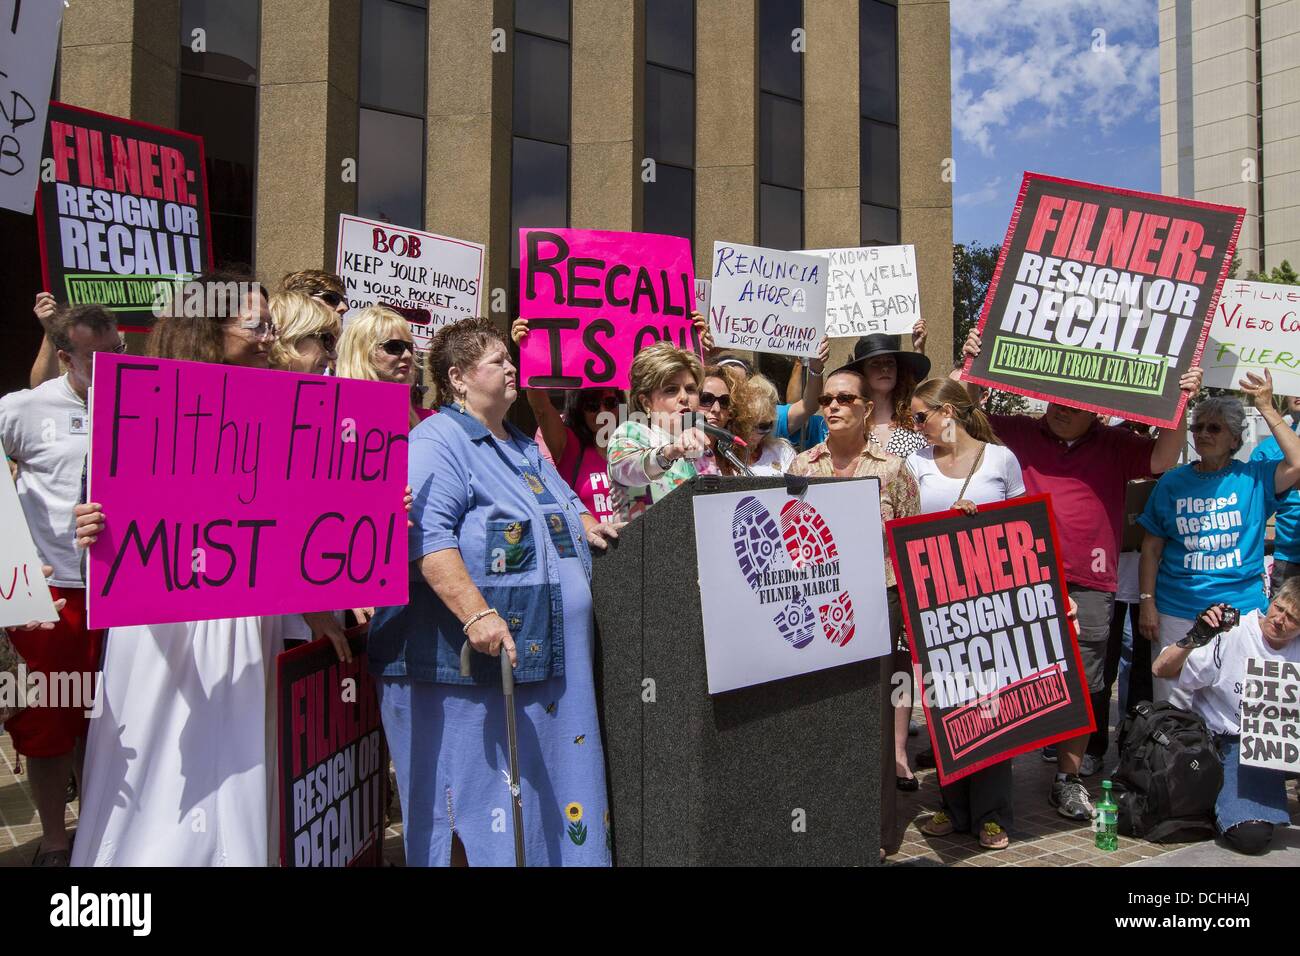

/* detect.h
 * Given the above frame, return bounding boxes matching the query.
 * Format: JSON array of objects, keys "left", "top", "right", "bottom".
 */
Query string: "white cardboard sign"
[
  {"left": 0, "top": 0, "right": 63, "bottom": 214},
  {"left": 802, "top": 245, "right": 920, "bottom": 337},
  {"left": 708, "top": 241, "right": 827, "bottom": 358},
  {"left": 1240, "top": 655, "right": 1300, "bottom": 772},
  {"left": 1203, "top": 280, "right": 1300, "bottom": 396},
  {"left": 0, "top": 469, "right": 58, "bottom": 628},
  {"left": 336, "top": 213, "right": 485, "bottom": 351},
  {"left": 692, "top": 481, "right": 891, "bottom": 694}
]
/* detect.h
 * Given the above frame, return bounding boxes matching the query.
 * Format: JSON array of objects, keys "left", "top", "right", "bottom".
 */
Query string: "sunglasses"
[
  {"left": 912, "top": 410, "right": 931, "bottom": 425},
  {"left": 1190, "top": 422, "right": 1224, "bottom": 435},
  {"left": 580, "top": 395, "right": 621, "bottom": 413},
  {"left": 235, "top": 321, "right": 277, "bottom": 340},
  {"left": 310, "top": 331, "right": 338, "bottom": 352},
  {"left": 755, "top": 421, "right": 774, "bottom": 432},
  {"left": 315, "top": 291, "right": 348, "bottom": 309},
  {"left": 817, "top": 392, "right": 864, "bottom": 408},
  {"left": 699, "top": 392, "right": 731, "bottom": 410},
  {"left": 379, "top": 338, "right": 414, "bottom": 356}
]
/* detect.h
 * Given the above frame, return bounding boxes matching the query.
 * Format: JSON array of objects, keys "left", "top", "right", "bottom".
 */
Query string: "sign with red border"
[
  {"left": 886, "top": 495, "right": 1094, "bottom": 785},
  {"left": 962, "top": 172, "right": 1243, "bottom": 429}
]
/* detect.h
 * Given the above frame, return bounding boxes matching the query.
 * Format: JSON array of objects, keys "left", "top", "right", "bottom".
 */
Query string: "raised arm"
[
  {"left": 1241, "top": 370, "right": 1300, "bottom": 494},
  {"left": 784, "top": 336, "right": 828, "bottom": 434},
  {"left": 511, "top": 317, "right": 570, "bottom": 461},
  {"left": 952, "top": 328, "right": 982, "bottom": 402},
  {"left": 1149, "top": 366, "right": 1203, "bottom": 475},
  {"left": 30, "top": 293, "right": 60, "bottom": 388}
]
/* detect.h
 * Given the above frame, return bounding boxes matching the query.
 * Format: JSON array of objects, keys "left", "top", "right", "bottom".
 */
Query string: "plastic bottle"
[{"left": 1094, "top": 779, "right": 1118, "bottom": 852}]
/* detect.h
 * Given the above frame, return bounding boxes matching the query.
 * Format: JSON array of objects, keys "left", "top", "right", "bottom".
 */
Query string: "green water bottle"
[{"left": 1094, "top": 779, "right": 1118, "bottom": 852}]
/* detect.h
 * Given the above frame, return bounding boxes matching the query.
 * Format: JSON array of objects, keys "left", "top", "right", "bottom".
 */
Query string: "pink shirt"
[
  {"left": 536, "top": 424, "right": 618, "bottom": 523},
  {"left": 989, "top": 415, "right": 1155, "bottom": 593}
]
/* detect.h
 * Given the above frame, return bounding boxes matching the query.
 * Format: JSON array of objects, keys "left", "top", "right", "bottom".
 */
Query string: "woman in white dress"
[{"left": 70, "top": 273, "right": 351, "bottom": 866}]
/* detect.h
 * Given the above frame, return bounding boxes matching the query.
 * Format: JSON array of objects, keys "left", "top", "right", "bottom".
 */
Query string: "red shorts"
[{"left": 4, "top": 587, "right": 104, "bottom": 758}]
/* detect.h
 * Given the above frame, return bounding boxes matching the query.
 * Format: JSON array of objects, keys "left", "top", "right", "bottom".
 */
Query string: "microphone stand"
[{"left": 714, "top": 435, "right": 755, "bottom": 477}]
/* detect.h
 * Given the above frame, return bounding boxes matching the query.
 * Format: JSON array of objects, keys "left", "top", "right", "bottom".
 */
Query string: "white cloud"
[
  {"left": 951, "top": 0, "right": 1159, "bottom": 157},
  {"left": 955, "top": 175, "right": 1005, "bottom": 208}
]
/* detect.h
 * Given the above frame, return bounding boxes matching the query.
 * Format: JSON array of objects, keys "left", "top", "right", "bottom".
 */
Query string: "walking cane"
[{"left": 460, "top": 640, "right": 526, "bottom": 867}]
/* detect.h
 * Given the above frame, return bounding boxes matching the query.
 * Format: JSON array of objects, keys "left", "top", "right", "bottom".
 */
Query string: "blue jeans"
[{"left": 1214, "top": 737, "right": 1292, "bottom": 833}]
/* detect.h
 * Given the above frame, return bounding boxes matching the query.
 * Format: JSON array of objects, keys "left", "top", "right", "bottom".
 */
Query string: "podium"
[{"left": 592, "top": 475, "right": 883, "bottom": 866}]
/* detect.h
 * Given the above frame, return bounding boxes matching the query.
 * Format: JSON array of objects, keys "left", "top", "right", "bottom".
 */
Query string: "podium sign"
[{"left": 692, "top": 481, "right": 892, "bottom": 694}]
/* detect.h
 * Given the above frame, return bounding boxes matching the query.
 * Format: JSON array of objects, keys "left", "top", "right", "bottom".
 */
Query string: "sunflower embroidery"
[{"left": 565, "top": 802, "right": 587, "bottom": 845}]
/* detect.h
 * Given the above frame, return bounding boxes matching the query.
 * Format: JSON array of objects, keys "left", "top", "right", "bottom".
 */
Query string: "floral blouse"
[
  {"left": 787, "top": 441, "right": 920, "bottom": 588},
  {"left": 606, "top": 419, "right": 699, "bottom": 517}
]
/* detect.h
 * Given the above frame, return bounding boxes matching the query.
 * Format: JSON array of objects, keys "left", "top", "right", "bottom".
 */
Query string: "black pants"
[
  {"left": 1087, "top": 601, "right": 1149, "bottom": 760},
  {"left": 940, "top": 759, "right": 1014, "bottom": 832},
  {"left": 880, "top": 586, "right": 905, "bottom": 856}
]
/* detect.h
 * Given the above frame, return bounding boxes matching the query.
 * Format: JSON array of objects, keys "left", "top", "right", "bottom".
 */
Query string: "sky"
[{"left": 950, "top": 0, "right": 1162, "bottom": 248}]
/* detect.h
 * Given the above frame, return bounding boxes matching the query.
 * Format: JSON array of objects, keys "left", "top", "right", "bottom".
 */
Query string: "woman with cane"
[{"left": 368, "top": 318, "right": 621, "bottom": 866}]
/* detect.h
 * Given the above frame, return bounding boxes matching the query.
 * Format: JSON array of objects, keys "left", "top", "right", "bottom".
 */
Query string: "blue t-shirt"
[
  {"left": 1137, "top": 459, "right": 1281, "bottom": 619},
  {"left": 775, "top": 403, "right": 828, "bottom": 451},
  {"left": 1250, "top": 419, "right": 1300, "bottom": 562}
]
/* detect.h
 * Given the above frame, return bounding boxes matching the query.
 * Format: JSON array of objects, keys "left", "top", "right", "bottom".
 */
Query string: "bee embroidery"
[
  {"left": 545, "top": 701, "right": 557, "bottom": 715},
  {"left": 573, "top": 734, "right": 586, "bottom": 745}
]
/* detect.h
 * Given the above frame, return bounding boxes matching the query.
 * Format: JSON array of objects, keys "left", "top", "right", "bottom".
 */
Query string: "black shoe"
[
  {"left": 915, "top": 748, "right": 935, "bottom": 769},
  {"left": 65, "top": 776, "right": 77, "bottom": 804},
  {"left": 1041, "top": 745, "right": 1058, "bottom": 763},
  {"left": 896, "top": 775, "right": 919, "bottom": 792}
]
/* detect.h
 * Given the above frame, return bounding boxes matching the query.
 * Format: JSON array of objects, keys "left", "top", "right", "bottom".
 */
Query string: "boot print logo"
[{"left": 731, "top": 496, "right": 855, "bottom": 649}]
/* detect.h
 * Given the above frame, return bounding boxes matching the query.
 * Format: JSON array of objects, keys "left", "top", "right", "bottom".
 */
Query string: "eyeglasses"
[
  {"left": 315, "top": 291, "right": 348, "bottom": 310},
  {"left": 1190, "top": 422, "right": 1224, "bottom": 435},
  {"left": 110, "top": 341, "right": 128, "bottom": 354},
  {"left": 310, "top": 331, "right": 338, "bottom": 352},
  {"left": 755, "top": 421, "right": 774, "bottom": 432},
  {"left": 912, "top": 411, "right": 931, "bottom": 425},
  {"left": 699, "top": 392, "right": 731, "bottom": 410},
  {"left": 233, "top": 320, "right": 277, "bottom": 340},
  {"left": 817, "top": 392, "right": 864, "bottom": 408},
  {"left": 378, "top": 339, "right": 414, "bottom": 356},
  {"left": 580, "top": 395, "right": 621, "bottom": 413}
]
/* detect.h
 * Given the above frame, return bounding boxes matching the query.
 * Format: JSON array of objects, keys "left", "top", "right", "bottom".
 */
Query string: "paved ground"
[{"left": 3, "top": 695, "right": 1295, "bottom": 867}]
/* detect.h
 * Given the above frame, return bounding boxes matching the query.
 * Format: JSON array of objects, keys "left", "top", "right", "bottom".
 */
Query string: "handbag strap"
[{"left": 954, "top": 442, "right": 987, "bottom": 504}]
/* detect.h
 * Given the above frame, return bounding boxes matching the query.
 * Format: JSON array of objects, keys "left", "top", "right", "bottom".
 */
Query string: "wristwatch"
[
  {"left": 1139, "top": 593, "right": 1155, "bottom": 601},
  {"left": 654, "top": 445, "right": 673, "bottom": 470}
]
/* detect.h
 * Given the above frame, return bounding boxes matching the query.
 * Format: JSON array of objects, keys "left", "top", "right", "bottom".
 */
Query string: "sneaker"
[
  {"left": 1041, "top": 744, "right": 1058, "bottom": 763},
  {"left": 979, "top": 822, "right": 1009, "bottom": 850},
  {"left": 1079, "top": 753, "right": 1103, "bottom": 778},
  {"left": 920, "top": 811, "right": 954, "bottom": 837},
  {"left": 1050, "top": 775, "right": 1094, "bottom": 821}
]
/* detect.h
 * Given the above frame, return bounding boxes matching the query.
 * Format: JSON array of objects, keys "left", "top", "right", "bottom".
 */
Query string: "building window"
[
  {"left": 358, "top": 0, "right": 428, "bottom": 228},
  {"left": 511, "top": 0, "right": 571, "bottom": 272},
  {"left": 643, "top": 0, "right": 695, "bottom": 241},
  {"left": 860, "top": 0, "right": 899, "bottom": 245},
  {"left": 179, "top": 0, "right": 260, "bottom": 269},
  {"left": 759, "top": 0, "right": 803, "bottom": 250}
]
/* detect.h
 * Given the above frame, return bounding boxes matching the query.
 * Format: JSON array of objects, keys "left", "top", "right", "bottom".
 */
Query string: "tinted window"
[
  {"left": 861, "top": 203, "right": 900, "bottom": 245},
  {"left": 358, "top": 109, "right": 425, "bottom": 227},
  {"left": 180, "top": 0, "right": 259, "bottom": 83},
  {"left": 516, "top": 0, "right": 570, "bottom": 41},
  {"left": 644, "top": 163, "right": 693, "bottom": 240},
  {"left": 861, "top": 119, "right": 899, "bottom": 208},
  {"left": 179, "top": 75, "right": 257, "bottom": 266},
  {"left": 514, "top": 33, "right": 571, "bottom": 143},
  {"left": 859, "top": 0, "right": 897, "bottom": 124},
  {"left": 760, "top": 183, "right": 803, "bottom": 250},
  {"left": 759, "top": 0, "right": 802, "bottom": 99},
  {"left": 760, "top": 93, "right": 803, "bottom": 189},
  {"left": 511, "top": 137, "right": 569, "bottom": 264},
  {"left": 361, "top": 0, "right": 428, "bottom": 115},
  {"left": 646, "top": 65, "right": 695, "bottom": 168},
  {"left": 647, "top": 0, "right": 694, "bottom": 71}
]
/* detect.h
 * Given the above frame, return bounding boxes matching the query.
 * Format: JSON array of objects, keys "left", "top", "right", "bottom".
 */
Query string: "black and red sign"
[
  {"left": 37, "top": 102, "right": 213, "bottom": 330},
  {"left": 962, "top": 172, "right": 1243, "bottom": 428},
  {"left": 887, "top": 496, "right": 1094, "bottom": 784},
  {"left": 277, "top": 629, "right": 388, "bottom": 867}
]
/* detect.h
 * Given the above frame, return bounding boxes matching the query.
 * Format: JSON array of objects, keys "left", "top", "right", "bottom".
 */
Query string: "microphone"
[{"left": 684, "top": 412, "right": 747, "bottom": 448}]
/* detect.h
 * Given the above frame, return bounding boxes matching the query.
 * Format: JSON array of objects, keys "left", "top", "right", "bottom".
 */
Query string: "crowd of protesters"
[{"left": 2, "top": 262, "right": 1298, "bottom": 868}]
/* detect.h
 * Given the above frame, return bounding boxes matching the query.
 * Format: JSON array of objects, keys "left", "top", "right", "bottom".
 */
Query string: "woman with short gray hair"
[{"left": 1138, "top": 372, "right": 1300, "bottom": 706}]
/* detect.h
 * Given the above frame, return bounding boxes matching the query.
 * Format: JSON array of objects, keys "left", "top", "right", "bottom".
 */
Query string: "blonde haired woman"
[
  {"left": 335, "top": 305, "right": 427, "bottom": 428},
  {"left": 606, "top": 342, "right": 706, "bottom": 517},
  {"left": 268, "top": 291, "right": 339, "bottom": 374},
  {"left": 736, "top": 375, "right": 796, "bottom": 476},
  {"left": 906, "top": 377, "right": 1025, "bottom": 851}
]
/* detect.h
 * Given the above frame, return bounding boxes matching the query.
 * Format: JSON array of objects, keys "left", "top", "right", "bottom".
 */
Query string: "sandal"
[
  {"left": 979, "top": 822, "right": 1009, "bottom": 850},
  {"left": 920, "top": 811, "right": 954, "bottom": 837},
  {"left": 32, "top": 845, "right": 71, "bottom": 867}
]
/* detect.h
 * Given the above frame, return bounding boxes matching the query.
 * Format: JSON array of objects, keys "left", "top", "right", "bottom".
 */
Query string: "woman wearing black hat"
[{"left": 838, "top": 333, "right": 931, "bottom": 461}]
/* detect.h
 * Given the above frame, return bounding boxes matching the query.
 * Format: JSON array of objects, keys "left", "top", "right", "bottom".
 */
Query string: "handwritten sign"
[
  {"left": 37, "top": 103, "right": 213, "bottom": 330},
  {"left": 709, "top": 241, "right": 827, "bottom": 358},
  {"left": 278, "top": 631, "right": 387, "bottom": 867},
  {"left": 0, "top": 468, "right": 58, "bottom": 629},
  {"left": 802, "top": 245, "right": 919, "bottom": 337},
  {"left": 1203, "top": 280, "right": 1300, "bottom": 395},
  {"left": 695, "top": 277, "right": 710, "bottom": 319},
  {"left": 0, "top": 0, "right": 62, "bottom": 214},
  {"left": 1239, "top": 656, "right": 1300, "bottom": 772},
  {"left": 887, "top": 496, "right": 1094, "bottom": 784},
  {"left": 336, "top": 213, "right": 484, "bottom": 352},
  {"left": 962, "top": 173, "right": 1242, "bottom": 429},
  {"left": 518, "top": 228, "right": 697, "bottom": 390},
  {"left": 86, "top": 353, "right": 410, "bottom": 629}
]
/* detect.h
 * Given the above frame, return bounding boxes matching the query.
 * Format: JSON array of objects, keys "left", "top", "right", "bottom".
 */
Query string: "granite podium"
[{"left": 591, "top": 475, "right": 886, "bottom": 866}]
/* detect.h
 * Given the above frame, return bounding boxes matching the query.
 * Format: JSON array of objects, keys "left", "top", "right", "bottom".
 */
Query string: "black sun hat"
[{"left": 831, "top": 332, "right": 931, "bottom": 382}]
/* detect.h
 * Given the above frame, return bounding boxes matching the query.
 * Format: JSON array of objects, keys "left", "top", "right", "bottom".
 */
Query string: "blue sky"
[{"left": 950, "top": 0, "right": 1161, "bottom": 248}]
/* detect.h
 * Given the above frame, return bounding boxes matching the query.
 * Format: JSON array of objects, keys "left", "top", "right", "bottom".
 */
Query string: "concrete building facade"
[
  {"left": 1, "top": 0, "right": 954, "bottom": 391},
  {"left": 1159, "top": 0, "right": 1300, "bottom": 274}
]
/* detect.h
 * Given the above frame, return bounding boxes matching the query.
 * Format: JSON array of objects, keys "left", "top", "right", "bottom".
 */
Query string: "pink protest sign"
[
  {"left": 87, "top": 354, "right": 411, "bottom": 629},
  {"left": 518, "top": 228, "right": 699, "bottom": 390}
]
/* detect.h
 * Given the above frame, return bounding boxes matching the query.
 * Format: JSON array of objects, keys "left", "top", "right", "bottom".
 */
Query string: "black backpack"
[{"left": 1111, "top": 701, "right": 1223, "bottom": 843}]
